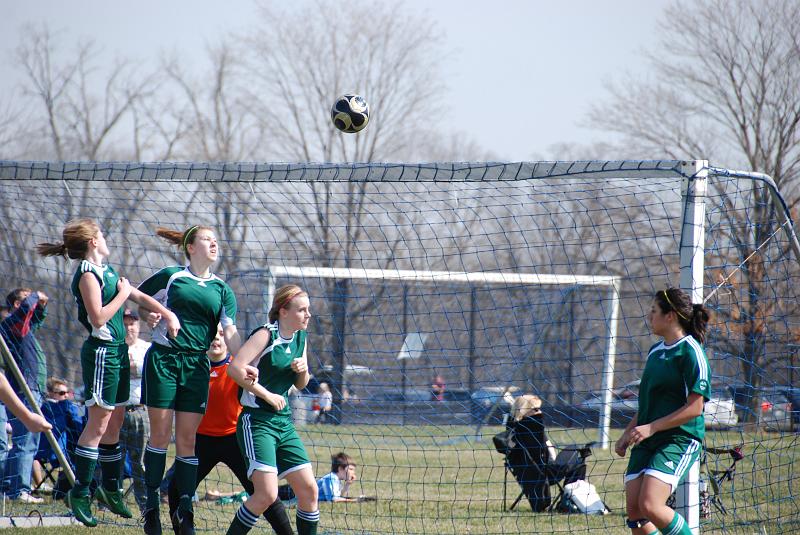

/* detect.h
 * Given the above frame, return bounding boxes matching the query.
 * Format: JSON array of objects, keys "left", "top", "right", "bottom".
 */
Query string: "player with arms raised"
[
  {"left": 138, "top": 225, "right": 242, "bottom": 535},
  {"left": 37, "top": 218, "right": 180, "bottom": 527}
]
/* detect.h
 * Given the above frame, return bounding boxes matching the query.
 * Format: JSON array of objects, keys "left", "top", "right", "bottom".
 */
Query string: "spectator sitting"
[
  {"left": 278, "top": 451, "right": 364, "bottom": 503},
  {"left": 317, "top": 452, "right": 359, "bottom": 502},
  {"left": 316, "top": 382, "right": 333, "bottom": 424},
  {"left": 34, "top": 376, "right": 83, "bottom": 495}
]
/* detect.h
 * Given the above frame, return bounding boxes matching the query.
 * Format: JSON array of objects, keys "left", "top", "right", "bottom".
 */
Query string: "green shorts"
[
  {"left": 625, "top": 434, "right": 702, "bottom": 492},
  {"left": 237, "top": 409, "right": 311, "bottom": 479},
  {"left": 81, "top": 339, "right": 130, "bottom": 410},
  {"left": 142, "top": 343, "right": 210, "bottom": 414}
]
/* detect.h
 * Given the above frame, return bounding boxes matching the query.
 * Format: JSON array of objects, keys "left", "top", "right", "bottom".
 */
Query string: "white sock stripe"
[
  {"left": 176, "top": 456, "right": 199, "bottom": 466},
  {"left": 75, "top": 447, "right": 100, "bottom": 459},
  {"left": 296, "top": 509, "right": 320, "bottom": 521},
  {"left": 237, "top": 506, "right": 259, "bottom": 527},
  {"left": 98, "top": 453, "right": 123, "bottom": 461},
  {"left": 146, "top": 444, "right": 168, "bottom": 454},
  {"left": 666, "top": 514, "right": 684, "bottom": 535}
]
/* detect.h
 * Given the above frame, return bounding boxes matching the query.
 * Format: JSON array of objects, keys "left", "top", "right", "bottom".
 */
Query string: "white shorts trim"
[
  {"left": 278, "top": 462, "right": 312, "bottom": 480},
  {"left": 624, "top": 469, "right": 679, "bottom": 493},
  {"left": 247, "top": 459, "right": 278, "bottom": 479},
  {"left": 85, "top": 393, "right": 115, "bottom": 411}
]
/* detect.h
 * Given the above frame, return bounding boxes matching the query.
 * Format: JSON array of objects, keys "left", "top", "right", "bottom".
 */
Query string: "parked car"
[
  {"left": 728, "top": 384, "right": 800, "bottom": 430},
  {"left": 579, "top": 380, "right": 738, "bottom": 429},
  {"left": 757, "top": 387, "right": 799, "bottom": 431}
]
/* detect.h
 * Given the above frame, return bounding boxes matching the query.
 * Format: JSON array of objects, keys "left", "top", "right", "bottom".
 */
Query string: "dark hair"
[
  {"left": 654, "top": 288, "right": 710, "bottom": 344},
  {"left": 155, "top": 225, "right": 214, "bottom": 259},
  {"left": 5, "top": 288, "right": 32, "bottom": 309},
  {"left": 331, "top": 452, "right": 354, "bottom": 473}
]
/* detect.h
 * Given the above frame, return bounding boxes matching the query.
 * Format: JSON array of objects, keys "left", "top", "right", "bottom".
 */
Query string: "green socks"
[
  {"left": 144, "top": 443, "right": 167, "bottom": 509},
  {"left": 175, "top": 456, "right": 199, "bottom": 513},
  {"left": 72, "top": 445, "right": 99, "bottom": 497},
  {"left": 296, "top": 508, "right": 319, "bottom": 535},
  {"left": 663, "top": 511, "right": 693, "bottom": 535},
  {"left": 98, "top": 442, "right": 122, "bottom": 491}
]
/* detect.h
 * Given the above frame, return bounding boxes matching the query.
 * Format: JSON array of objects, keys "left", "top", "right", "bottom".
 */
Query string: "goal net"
[{"left": 0, "top": 159, "right": 797, "bottom": 534}]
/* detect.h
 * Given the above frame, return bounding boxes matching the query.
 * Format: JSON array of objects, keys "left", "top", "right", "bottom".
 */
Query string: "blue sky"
[{"left": 1, "top": 0, "right": 672, "bottom": 160}]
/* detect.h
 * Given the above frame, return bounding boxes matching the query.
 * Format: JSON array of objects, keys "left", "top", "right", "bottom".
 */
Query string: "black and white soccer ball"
[{"left": 331, "top": 94, "right": 370, "bottom": 133}]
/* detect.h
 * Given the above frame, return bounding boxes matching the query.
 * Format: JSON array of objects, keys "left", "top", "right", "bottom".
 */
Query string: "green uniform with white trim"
[
  {"left": 71, "top": 260, "right": 130, "bottom": 409},
  {"left": 237, "top": 322, "right": 311, "bottom": 478},
  {"left": 138, "top": 265, "right": 237, "bottom": 414},
  {"left": 625, "top": 335, "right": 711, "bottom": 491}
]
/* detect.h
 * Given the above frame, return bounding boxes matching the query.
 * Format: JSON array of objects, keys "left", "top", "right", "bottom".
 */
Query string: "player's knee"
[
  {"left": 292, "top": 479, "right": 318, "bottom": 509},
  {"left": 637, "top": 493, "right": 662, "bottom": 518},
  {"left": 174, "top": 431, "right": 196, "bottom": 453},
  {"left": 247, "top": 488, "right": 277, "bottom": 515}
]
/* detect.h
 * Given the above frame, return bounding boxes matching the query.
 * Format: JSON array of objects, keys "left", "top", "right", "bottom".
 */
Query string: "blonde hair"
[
  {"left": 155, "top": 225, "right": 214, "bottom": 259},
  {"left": 512, "top": 394, "right": 543, "bottom": 421},
  {"left": 269, "top": 284, "right": 308, "bottom": 323},
  {"left": 37, "top": 218, "right": 100, "bottom": 259}
]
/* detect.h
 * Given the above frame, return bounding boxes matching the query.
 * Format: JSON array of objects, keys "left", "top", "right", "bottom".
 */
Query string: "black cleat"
[
  {"left": 171, "top": 509, "right": 195, "bottom": 535},
  {"left": 142, "top": 507, "right": 163, "bottom": 535}
]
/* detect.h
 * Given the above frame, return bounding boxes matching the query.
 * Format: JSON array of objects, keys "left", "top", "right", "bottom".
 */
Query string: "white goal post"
[{"left": 258, "top": 265, "right": 622, "bottom": 449}]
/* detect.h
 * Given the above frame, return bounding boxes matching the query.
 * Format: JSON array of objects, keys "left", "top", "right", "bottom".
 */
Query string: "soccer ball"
[{"left": 331, "top": 94, "right": 369, "bottom": 133}]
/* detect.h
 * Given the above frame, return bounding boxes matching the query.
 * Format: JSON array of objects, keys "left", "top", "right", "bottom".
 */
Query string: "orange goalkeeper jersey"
[{"left": 197, "top": 355, "right": 241, "bottom": 436}]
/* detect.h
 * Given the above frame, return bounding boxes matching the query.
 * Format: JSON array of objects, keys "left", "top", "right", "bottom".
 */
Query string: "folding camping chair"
[{"left": 494, "top": 427, "right": 594, "bottom": 513}]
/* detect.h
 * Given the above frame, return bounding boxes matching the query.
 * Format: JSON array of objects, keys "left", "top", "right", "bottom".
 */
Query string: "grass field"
[{"left": 3, "top": 425, "right": 799, "bottom": 534}]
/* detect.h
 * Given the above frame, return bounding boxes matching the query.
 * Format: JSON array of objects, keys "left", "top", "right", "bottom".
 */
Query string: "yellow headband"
[
  {"left": 182, "top": 226, "right": 199, "bottom": 251},
  {"left": 663, "top": 290, "right": 689, "bottom": 321}
]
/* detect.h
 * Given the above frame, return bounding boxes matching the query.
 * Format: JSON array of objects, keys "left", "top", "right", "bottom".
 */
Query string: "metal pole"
[
  {"left": 677, "top": 159, "right": 708, "bottom": 535},
  {"left": 0, "top": 333, "right": 75, "bottom": 486},
  {"left": 402, "top": 285, "right": 408, "bottom": 425}
]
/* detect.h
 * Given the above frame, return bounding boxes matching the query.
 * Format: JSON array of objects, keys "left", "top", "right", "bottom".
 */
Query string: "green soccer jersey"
[
  {"left": 637, "top": 335, "right": 711, "bottom": 443},
  {"left": 138, "top": 265, "right": 237, "bottom": 353},
  {"left": 70, "top": 260, "right": 125, "bottom": 343},
  {"left": 240, "top": 322, "right": 307, "bottom": 417}
]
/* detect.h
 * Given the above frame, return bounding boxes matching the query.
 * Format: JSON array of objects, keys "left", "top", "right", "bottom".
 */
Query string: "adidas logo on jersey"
[
  {"left": 664, "top": 461, "right": 675, "bottom": 469},
  {"left": 197, "top": 281, "right": 207, "bottom": 287},
  {"left": 210, "top": 371, "right": 218, "bottom": 378},
  {"left": 200, "top": 402, "right": 206, "bottom": 408}
]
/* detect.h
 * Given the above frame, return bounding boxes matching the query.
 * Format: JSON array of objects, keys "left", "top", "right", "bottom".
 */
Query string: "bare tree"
[
  {"left": 229, "top": 0, "right": 453, "bottom": 416},
  {"left": 242, "top": 0, "right": 446, "bottom": 163},
  {"left": 587, "top": 0, "right": 800, "bottom": 422},
  {"left": 15, "top": 25, "right": 151, "bottom": 161}
]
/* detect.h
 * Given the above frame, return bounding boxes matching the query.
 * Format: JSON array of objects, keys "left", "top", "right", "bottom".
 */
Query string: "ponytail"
[
  {"left": 37, "top": 218, "right": 99, "bottom": 260},
  {"left": 36, "top": 242, "right": 69, "bottom": 258},
  {"left": 689, "top": 303, "right": 710, "bottom": 345},
  {"left": 156, "top": 225, "right": 212, "bottom": 259},
  {"left": 655, "top": 288, "right": 711, "bottom": 344}
]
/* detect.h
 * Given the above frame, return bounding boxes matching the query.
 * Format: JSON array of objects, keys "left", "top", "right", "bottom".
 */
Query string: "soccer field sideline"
[{"left": 1, "top": 426, "right": 797, "bottom": 534}]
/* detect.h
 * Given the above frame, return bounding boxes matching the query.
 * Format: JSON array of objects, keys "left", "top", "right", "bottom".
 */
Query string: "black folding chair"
[{"left": 495, "top": 432, "right": 593, "bottom": 513}]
